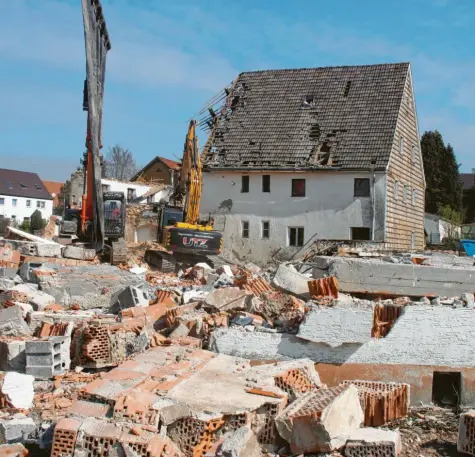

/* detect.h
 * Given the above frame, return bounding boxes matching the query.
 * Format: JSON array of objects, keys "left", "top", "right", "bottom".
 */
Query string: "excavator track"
[{"left": 109, "top": 237, "right": 127, "bottom": 265}]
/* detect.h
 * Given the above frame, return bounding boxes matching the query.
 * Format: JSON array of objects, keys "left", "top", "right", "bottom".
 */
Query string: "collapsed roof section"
[{"left": 201, "top": 63, "right": 409, "bottom": 171}]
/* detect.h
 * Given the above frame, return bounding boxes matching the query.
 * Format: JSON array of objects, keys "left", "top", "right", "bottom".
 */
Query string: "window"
[
  {"left": 20, "top": 182, "right": 27, "bottom": 189},
  {"left": 242, "top": 221, "right": 249, "bottom": 238},
  {"left": 432, "top": 372, "right": 461, "bottom": 407},
  {"left": 412, "top": 145, "right": 418, "bottom": 163},
  {"left": 262, "top": 221, "right": 270, "bottom": 239},
  {"left": 35, "top": 185, "right": 42, "bottom": 191},
  {"left": 394, "top": 180, "right": 399, "bottom": 200},
  {"left": 11, "top": 215, "right": 16, "bottom": 221},
  {"left": 351, "top": 227, "right": 371, "bottom": 240},
  {"left": 411, "top": 232, "right": 415, "bottom": 249},
  {"left": 0, "top": 198, "right": 4, "bottom": 205},
  {"left": 354, "top": 178, "right": 370, "bottom": 197},
  {"left": 412, "top": 188, "right": 416, "bottom": 206},
  {"left": 262, "top": 175, "right": 270, "bottom": 193},
  {"left": 127, "top": 188, "right": 136, "bottom": 202},
  {"left": 37, "top": 201, "right": 45, "bottom": 209},
  {"left": 399, "top": 136, "right": 404, "bottom": 154},
  {"left": 7, "top": 182, "right": 12, "bottom": 189},
  {"left": 26, "top": 200, "right": 31, "bottom": 208},
  {"left": 12, "top": 199, "right": 17, "bottom": 207},
  {"left": 241, "top": 175, "right": 249, "bottom": 193},
  {"left": 291, "top": 179, "right": 306, "bottom": 197},
  {"left": 289, "top": 227, "right": 304, "bottom": 247},
  {"left": 343, "top": 80, "right": 352, "bottom": 97},
  {"left": 403, "top": 185, "right": 408, "bottom": 203}
]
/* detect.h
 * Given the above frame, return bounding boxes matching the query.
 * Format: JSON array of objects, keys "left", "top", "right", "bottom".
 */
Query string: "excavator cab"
[{"left": 103, "top": 192, "right": 126, "bottom": 239}]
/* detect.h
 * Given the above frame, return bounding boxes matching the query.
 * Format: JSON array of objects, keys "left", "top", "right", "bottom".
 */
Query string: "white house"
[
  {"left": 424, "top": 213, "right": 461, "bottom": 244},
  {"left": 0, "top": 168, "right": 54, "bottom": 224},
  {"left": 200, "top": 63, "right": 425, "bottom": 265}
]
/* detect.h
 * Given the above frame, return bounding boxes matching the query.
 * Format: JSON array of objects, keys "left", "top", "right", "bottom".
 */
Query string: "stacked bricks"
[
  {"left": 307, "top": 276, "right": 339, "bottom": 298},
  {"left": 50, "top": 418, "right": 80, "bottom": 457},
  {"left": 72, "top": 324, "right": 112, "bottom": 367},
  {"left": 342, "top": 380, "right": 410, "bottom": 426},
  {"left": 25, "top": 336, "right": 68, "bottom": 379},
  {"left": 458, "top": 410, "right": 475, "bottom": 455}
]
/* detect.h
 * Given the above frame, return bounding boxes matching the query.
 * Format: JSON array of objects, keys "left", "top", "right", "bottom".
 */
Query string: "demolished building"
[{"left": 199, "top": 63, "right": 425, "bottom": 265}]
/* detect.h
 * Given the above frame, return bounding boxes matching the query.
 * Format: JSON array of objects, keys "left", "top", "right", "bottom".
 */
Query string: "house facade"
[
  {"left": 42, "top": 180, "right": 64, "bottom": 209},
  {"left": 131, "top": 156, "right": 180, "bottom": 185},
  {"left": 200, "top": 63, "right": 425, "bottom": 264},
  {"left": 0, "top": 169, "right": 54, "bottom": 224}
]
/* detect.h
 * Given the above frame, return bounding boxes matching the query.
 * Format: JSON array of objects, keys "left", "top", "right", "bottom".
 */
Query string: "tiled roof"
[
  {"left": 0, "top": 168, "right": 54, "bottom": 200},
  {"left": 460, "top": 173, "right": 475, "bottom": 190},
  {"left": 159, "top": 157, "right": 180, "bottom": 169},
  {"left": 202, "top": 63, "right": 410, "bottom": 170},
  {"left": 131, "top": 156, "right": 180, "bottom": 182}
]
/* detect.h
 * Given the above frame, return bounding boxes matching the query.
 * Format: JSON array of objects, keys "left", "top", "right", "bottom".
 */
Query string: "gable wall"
[{"left": 386, "top": 68, "right": 425, "bottom": 250}]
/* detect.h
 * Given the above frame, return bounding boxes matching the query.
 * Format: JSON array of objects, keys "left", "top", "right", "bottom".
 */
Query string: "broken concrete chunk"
[
  {"left": 0, "top": 340, "right": 26, "bottom": 372},
  {"left": 0, "top": 443, "right": 28, "bottom": 457},
  {"left": 62, "top": 245, "right": 96, "bottom": 260},
  {"left": 462, "top": 293, "right": 475, "bottom": 308},
  {"left": 272, "top": 264, "right": 310, "bottom": 299},
  {"left": 11, "top": 284, "right": 55, "bottom": 311},
  {"left": 458, "top": 410, "right": 475, "bottom": 455},
  {"left": 169, "top": 323, "right": 191, "bottom": 339},
  {"left": 219, "top": 427, "right": 262, "bottom": 457},
  {"left": 0, "top": 306, "right": 31, "bottom": 337},
  {"left": 218, "top": 264, "right": 234, "bottom": 278},
  {"left": 113, "top": 286, "right": 149, "bottom": 313},
  {"left": 1, "top": 372, "right": 35, "bottom": 409},
  {"left": 204, "top": 287, "right": 253, "bottom": 311},
  {"left": 275, "top": 385, "right": 363, "bottom": 454},
  {"left": 344, "top": 428, "right": 402, "bottom": 457},
  {"left": 297, "top": 305, "right": 374, "bottom": 347},
  {"left": 0, "top": 417, "right": 36, "bottom": 444},
  {"left": 213, "top": 273, "right": 235, "bottom": 287}
]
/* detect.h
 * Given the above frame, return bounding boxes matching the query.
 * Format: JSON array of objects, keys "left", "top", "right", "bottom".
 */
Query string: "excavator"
[
  {"left": 145, "top": 120, "right": 223, "bottom": 271},
  {"left": 59, "top": 0, "right": 126, "bottom": 264}
]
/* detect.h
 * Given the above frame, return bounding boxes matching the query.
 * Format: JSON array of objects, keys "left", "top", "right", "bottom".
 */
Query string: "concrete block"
[
  {"left": 0, "top": 240, "right": 61, "bottom": 258},
  {"left": 204, "top": 287, "right": 252, "bottom": 311},
  {"left": 11, "top": 284, "right": 55, "bottom": 311},
  {"left": 1, "top": 372, "right": 34, "bottom": 409},
  {"left": 169, "top": 323, "right": 191, "bottom": 339},
  {"left": 62, "top": 245, "right": 96, "bottom": 260},
  {"left": 458, "top": 410, "right": 475, "bottom": 455},
  {"left": 272, "top": 264, "right": 311, "bottom": 298},
  {"left": 213, "top": 273, "right": 235, "bottom": 287},
  {"left": 344, "top": 428, "right": 401, "bottom": 457},
  {"left": 206, "top": 273, "right": 219, "bottom": 285},
  {"left": 25, "top": 336, "right": 69, "bottom": 379},
  {"left": 0, "top": 267, "right": 18, "bottom": 280},
  {"left": 275, "top": 384, "right": 363, "bottom": 453},
  {"left": 0, "top": 306, "right": 31, "bottom": 337},
  {"left": 113, "top": 286, "right": 149, "bottom": 313},
  {"left": 312, "top": 256, "right": 475, "bottom": 297},
  {"left": 0, "top": 418, "right": 36, "bottom": 444},
  {"left": 220, "top": 427, "right": 262, "bottom": 457},
  {"left": 0, "top": 340, "right": 26, "bottom": 372},
  {"left": 298, "top": 305, "right": 374, "bottom": 347}
]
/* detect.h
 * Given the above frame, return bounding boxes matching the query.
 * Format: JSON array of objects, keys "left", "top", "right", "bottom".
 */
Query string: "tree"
[
  {"left": 104, "top": 145, "right": 137, "bottom": 181},
  {"left": 421, "top": 130, "right": 463, "bottom": 215},
  {"left": 55, "top": 180, "right": 71, "bottom": 216},
  {"left": 30, "top": 210, "right": 46, "bottom": 233}
]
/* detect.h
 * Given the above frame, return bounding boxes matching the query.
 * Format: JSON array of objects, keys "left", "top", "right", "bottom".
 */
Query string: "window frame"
[
  {"left": 403, "top": 185, "right": 408, "bottom": 203},
  {"left": 354, "top": 178, "right": 370, "bottom": 197},
  {"left": 241, "top": 175, "right": 250, "bottom": 193},
  {"left": 412, "top": 188, "right": 416, "bottom": 206},
  {"left": 288, "top": 226, "right": 304, "bottom": 247},
  {"left": 291, "top": 179, "right": 306, "bottom": 197},
  {"left": 399, "top": 136, "right": 404, "bottom": 154},
  {"left": 411, "top": 145, "right": 418, "bottom": 163},
  {"left": 394, "top": 180, "right": 399, "bottom": 201},
  {"left": 26, "top": 200, "right": 31, "bottom": 208},
  {"left": 262, "top": 175, "right": 270, "bottom": 193},
  {"left": 0, "top": 198, "right": 4, "bottom": 205},
  {"left": 262, "top": 221, "right": 270, "bottom": 239},
  {"left": 242, "top": 221, "right": 250, "bottom": 238},
  {"left": 12, "top": 199, "right": 17, "bottom": 207}
]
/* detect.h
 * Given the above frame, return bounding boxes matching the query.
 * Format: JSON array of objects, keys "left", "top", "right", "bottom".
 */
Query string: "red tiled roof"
[
  {"left": 158, "top": 157, "right": 180, "bottom": 169},
  {"left": 42, "top": 180, "right": 64, "bottom": 207}
]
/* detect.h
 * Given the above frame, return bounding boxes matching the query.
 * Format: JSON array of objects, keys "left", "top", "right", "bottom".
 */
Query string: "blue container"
[{"left": 460, "top": 239, "right": 475, "bottom": 257}]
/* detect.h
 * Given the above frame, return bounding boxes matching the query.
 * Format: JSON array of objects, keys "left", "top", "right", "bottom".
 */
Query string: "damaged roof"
[{"left": 202, "top": 63, "right": 410, "bottom": 170}]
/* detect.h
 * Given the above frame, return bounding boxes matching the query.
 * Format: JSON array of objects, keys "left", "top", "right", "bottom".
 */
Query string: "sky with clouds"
[{"left": 0, "top": 0, "right": 474, "bottom": 181}]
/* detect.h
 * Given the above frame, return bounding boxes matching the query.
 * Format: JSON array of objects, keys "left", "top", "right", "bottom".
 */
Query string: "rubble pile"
[{"left": 0, "top": 239, "right": 474, "bottom": 456}]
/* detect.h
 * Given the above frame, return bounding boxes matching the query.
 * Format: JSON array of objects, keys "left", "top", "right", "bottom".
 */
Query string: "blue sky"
[{"left": 0, "top": 0, "right": 474, "bottom": 181}]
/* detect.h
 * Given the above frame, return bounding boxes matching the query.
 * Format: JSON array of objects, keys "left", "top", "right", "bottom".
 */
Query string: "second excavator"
[{"left": 145, "top": 120, "right": 222, "bottom": 271}]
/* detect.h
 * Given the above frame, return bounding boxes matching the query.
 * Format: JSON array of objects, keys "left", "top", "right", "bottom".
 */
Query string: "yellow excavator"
[{"left": 145, "top": 120, "right": 222, "bottom": 271}]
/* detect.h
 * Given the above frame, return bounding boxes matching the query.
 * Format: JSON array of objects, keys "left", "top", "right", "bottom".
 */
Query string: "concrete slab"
[
  {"left": 0, "top": 306, "right": 31, "bottom": 337},
  {"left": 204, "top": 287, "right": 253, "bottom": 311},
  {"left": 272, "top": 264, "right": 311, "bottom": 299},
  {"left": 62, "top": 245, "right": 96, "bottom": 260},
  {"left": 344, "top": 427, "right": 402, "bottom": 457},
  {"left": 0, "top": 340, "right": 26, "bottom": 372},
  {"left": 1, "top": 372, "right": 34, "bottom": 409},
  {"left": 0, "top": 417, "right": 36, "bottom": 444},
  {"left": 219, "top": 427, "right": 263, "bottom": 457}
]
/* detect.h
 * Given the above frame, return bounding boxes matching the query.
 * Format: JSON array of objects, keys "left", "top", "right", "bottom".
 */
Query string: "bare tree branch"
[{"left": 104, "top": 145, "right": 137, "bottom": 181}]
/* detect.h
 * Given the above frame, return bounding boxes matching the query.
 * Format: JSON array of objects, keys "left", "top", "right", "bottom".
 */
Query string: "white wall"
[
  {"left": 0, "top": 195, "right": 53, "bottom": 223},
  {"left": 424, "top": 213, "right": 461, "bottom": 244},
  {"left": 200, "top": 171, "right": 387, "bottom": 264},
  {"left": 101, "top": 179, "right": 150, "bottom": 201}
]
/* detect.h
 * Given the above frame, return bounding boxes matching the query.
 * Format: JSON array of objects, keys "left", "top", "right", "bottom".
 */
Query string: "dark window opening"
[
  {"left": 241, "top": 175, "right": 249, "bottom": 193},
  {"left": 289, "top": 227, "right": 304, "bottom": 247},
  {"left": 7, "top": 182, "right": 12, "bottom": 189},
  {"left": 20, "top": 182, "right": 27, "bottom": 189},
  {"left": 242, "top": 221, "right": 249, "bottom": 238},
  {"left": 343, "top": 80, "right": 352, "bottom": 97},
  {"left": 354, "top": 178, "right": 370, "bottom": 197},
  {"left": 309, "top": 123, "right": 321, "bottom": 140},
  {"left": 262, "top": 221, "right": 270, "bottom": 239},
  {"left": 291, "top": 179, "right": 306, "bottom": 197},
  {"left": 35, "top": 185, "right": 42, "bottom": 191},
  {"left": 127, "top": 188, "right": 136, "bottom": 202},
  {"left": 262, "top": 175, "right": 270, "bottom": 193},
  {"left": 432, "top": 372, "right": 461, "bottom": 407},
  {"left": 351, "top": 227, "right": 371, "bottom": 240}
]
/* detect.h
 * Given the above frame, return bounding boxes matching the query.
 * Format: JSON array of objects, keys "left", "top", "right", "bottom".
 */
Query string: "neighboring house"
[
  {"left": 424, "top": 213, "right": 461, "bottom": 244},
  {"left": 460, "top": 172, "right": 475, "bottom": 192},
  {"left": 42, "top": 180, "right": 64, "bottom": 209},
  {"left": 0, "top": 168, "right": 54, "bottom": 224},
  {"left": 200, "top": 63, "right": 425, "bottom": 264},
  {"left": 130, "top": 156, "right": 180, "bottom": 184}
]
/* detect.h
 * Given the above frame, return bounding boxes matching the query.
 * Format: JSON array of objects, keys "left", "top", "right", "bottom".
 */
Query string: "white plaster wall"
[
  {"left": 200, "top": 171, "right": 387, "bottom": 264},
  {"left": 210, "top": 306, "right": 475, "bottom": 367},
  {"left": 101, "top": 179, "right": 150, "bottom": 200},
  {"left": 425, "top": 213, "right": 461, "bottom": 244},
  {"left": 0, "top": 195, "right": 53, "bottom": 222}
]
